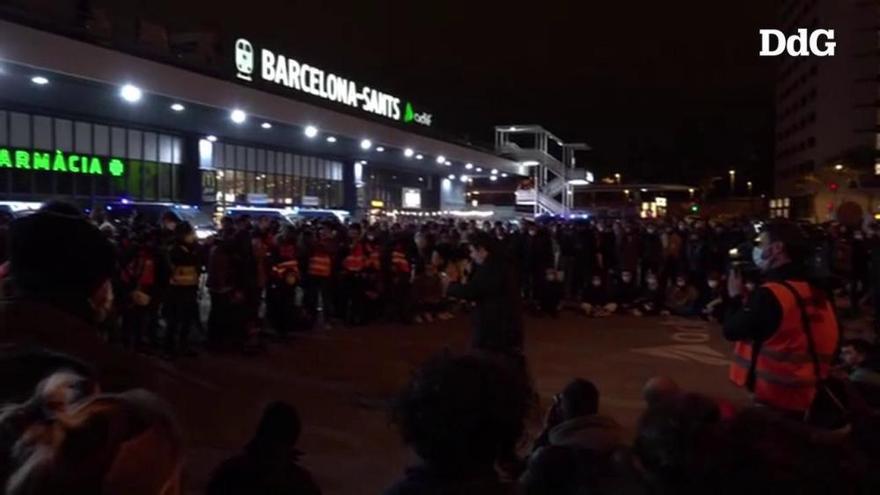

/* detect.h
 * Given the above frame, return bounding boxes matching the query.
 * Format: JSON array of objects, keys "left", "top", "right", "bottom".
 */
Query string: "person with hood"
[
  {"left": 521, "top": 379, "right": 633, "bottom": 495},
  {"left": 163, "top": 222, "right": 200, "bottom": 358},
  {"left": 207, "top": 401, "right": 321, "bottom": 495},
  {"left": 698, "top": 272, "right": 728, "bottom": 322}
]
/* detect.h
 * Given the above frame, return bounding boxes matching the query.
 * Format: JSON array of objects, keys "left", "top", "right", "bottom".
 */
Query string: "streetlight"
[
  {"left": 747, "top": 180, "right": 753, "bottom": 195},
  {"left": 728, "top": 169, "right": 736, "bottom": 194},
  {"left": 688, "top": 188, "right": 695, "bottom": 199},
  {"left": 834, "top": 163, "right": 844, "bottom": 171},
  {"left": 614, "top": 173, "right": 622, "bottom": 185}
]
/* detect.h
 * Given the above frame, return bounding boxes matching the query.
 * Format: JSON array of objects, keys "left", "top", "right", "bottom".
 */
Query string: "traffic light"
[{"left": 690, "top": 203, "right": 700, "bottom": 214}]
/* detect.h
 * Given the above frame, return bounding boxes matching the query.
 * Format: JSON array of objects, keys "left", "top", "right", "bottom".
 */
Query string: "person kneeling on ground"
[
  {"left": 385, "top": 352, "right": 535, "bottom": 495},
  {"left": 582, "top": 275, "right": 616, "bottom": 317},
  {"left": 632, "top": 273, "right": 665, "bottom": 316},
  {"left": 665, "top": 274, "right": 700, "bottom": 316},
  {"left": 207, "top": 400, "right": 321, "bottom": 495},
  {"left": 612, "top": 269, "right": 640, "bottom": 314}
]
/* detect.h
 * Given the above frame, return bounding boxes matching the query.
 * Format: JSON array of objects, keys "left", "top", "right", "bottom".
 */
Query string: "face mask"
[
  {"left": 753, "top": 246, "right": 770, "bottom": 271},
  {"left": 164, "top": 222, "right": 176, "bottom": 231},
  {"left": 855, "top": 234, "right": 864, "bottom": 240},
  {"left": 367, "top": 235, "right": 375, "bottom": 241},
  {"left": 648, "top": 281, "right": 659, "bottom": 290},
  {"left": 708, "top": 280, "right": 719, "bottom": 289},
  {"left": 745, "top": 282, "right": 756, "bottom": 291},
  {"left": 676, "top": 280, "right": 686, "bottom": 288},
  {"left": 647, "top": 228, "right": 655, "bottom": 234},
  {"left": 529, "top": 230, "right": 537, "bottom": 237},
  {"left": 592, "top": 279, "right": 602, "bottom": 287},
  {"left": 621, "top": 275, "right": 632, "bottom": 283}
]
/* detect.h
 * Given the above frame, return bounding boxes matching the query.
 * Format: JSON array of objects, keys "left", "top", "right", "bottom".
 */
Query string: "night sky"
[{"left": 134, "top": 0, "right": 778, "bottom": 191}]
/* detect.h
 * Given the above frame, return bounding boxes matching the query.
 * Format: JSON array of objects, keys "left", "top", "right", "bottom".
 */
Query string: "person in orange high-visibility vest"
[
  {"left": 266, "top": 228, "right": 301, "bottom": 335},
  {"left": 303, "top": 241, "right": 333, "bottom": 327},
  {"left": 724, "top": 220, "right": 839, "bottom": 416},
  {"left": 340, "top": 224, "right": 369, "bottom": 325}
]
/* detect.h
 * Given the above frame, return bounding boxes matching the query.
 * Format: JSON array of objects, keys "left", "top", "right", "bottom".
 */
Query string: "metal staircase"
[{"left": 495, "top": 126, "right": 590, "bottom": 216}]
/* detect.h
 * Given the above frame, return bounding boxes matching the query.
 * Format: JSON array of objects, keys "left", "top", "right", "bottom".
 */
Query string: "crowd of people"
[
  {"left": 9, "top": 202, "right": 871, "bottom": 360},
  {"left": 2, "top": 201, "right": 880, "bottom": 494}
]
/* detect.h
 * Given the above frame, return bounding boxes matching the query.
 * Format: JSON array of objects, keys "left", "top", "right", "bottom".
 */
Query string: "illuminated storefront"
[{"left": 0, "top": 18, "right": 521, "bottom": 214}]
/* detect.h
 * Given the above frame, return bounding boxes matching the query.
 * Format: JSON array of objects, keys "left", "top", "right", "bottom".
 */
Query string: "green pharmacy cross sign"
[{"left": 0, "top": 148, "right": 125, "bottom": 177}]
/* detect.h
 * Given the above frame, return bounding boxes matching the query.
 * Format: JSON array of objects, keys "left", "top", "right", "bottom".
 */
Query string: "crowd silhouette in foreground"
[{"left": 1, "top": 201, "right": 880, "bottom": 493}]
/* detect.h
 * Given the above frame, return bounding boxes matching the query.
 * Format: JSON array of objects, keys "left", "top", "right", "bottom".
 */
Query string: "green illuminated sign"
[{"left": 0, "top": 148, "right": 125, "bottom": 177}]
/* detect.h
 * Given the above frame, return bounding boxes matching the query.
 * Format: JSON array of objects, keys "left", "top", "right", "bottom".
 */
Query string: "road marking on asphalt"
[{"left": 631, "top": 344, "right": 729, "bottom": 366}]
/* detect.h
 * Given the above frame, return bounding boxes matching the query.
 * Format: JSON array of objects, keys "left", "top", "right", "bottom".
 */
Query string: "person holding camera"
[{"left": 723, "top": 220, "right": 840, "bottom": 418}]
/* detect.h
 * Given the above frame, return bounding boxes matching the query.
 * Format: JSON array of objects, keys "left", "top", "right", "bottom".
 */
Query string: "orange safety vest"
[
  {"left": 366, "top": 249, "right": 382, "bottom": 271},
  {"left": 391, "top": 250, "right": 411, "bottom": 274},
  {"left": 729, "top": 281, "right": 839, "bottom": 412},
  {"left": 308, "top": 254, "right": 332, "bottom": 278},
  {"left": 343, "top": 244, "right": 366, "bottom": 273},
  {"left": 272, "top": 259, "right": 300, "bottom": 285}
]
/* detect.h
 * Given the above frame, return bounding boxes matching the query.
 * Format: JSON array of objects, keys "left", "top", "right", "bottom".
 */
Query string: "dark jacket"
[
  {"left": 447, "top": 255, "right": 523, "bottom": 353},
  {"left": 384, "top": 466, "right": 514, "bottom": 495},
  {"left": 722, "top": 263, "right": 806, "bottom": 344},
  {"left": 207, "top": 450, "right": 321, "bottom": 495}
]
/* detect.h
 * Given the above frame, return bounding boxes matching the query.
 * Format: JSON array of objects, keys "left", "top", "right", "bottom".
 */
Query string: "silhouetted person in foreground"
[
  {"left": 385, "top": 352, "right": 535, "bottom": 495},
  {"left": 207, "top": 401, "right": 321, "bottom": 495}
]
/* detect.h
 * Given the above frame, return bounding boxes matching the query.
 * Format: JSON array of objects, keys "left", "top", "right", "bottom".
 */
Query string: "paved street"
[{"left": 168, "top": 311, "right": 747, "bottom": 494}]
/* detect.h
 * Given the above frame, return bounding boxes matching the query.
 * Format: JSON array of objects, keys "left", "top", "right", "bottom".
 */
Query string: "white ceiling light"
[
  {"left": 404, "top": 148, "right": 414, "bottom": 158},
  {"left": 30, "top": 76, "right": 49, "bottom": 85},
  {"left": 230, "top": 109, "right": 247, "bottom": 124},
  {"left": 119, "top": 83, "right": 143, "bottom": 103},
  {"left": 436, "top": 155, "right": 446, "bottom": 164},
  {"left": 170, "top": 103, "right": 185, "bottom": 112},
  {"left": 568, "top": 179, "right": 590, "bottom": 186},
  {"left": 502, "top": 173, "right": 509, "bottom": 178},
  {"left": 261, "top": 122, "right": 272, "bottom": 129},
  {"left": 490, "top": 176, "right": 498, "bottom": 181},
  {"left": 465, "top": 163, "right": 474, "bottom": 170},
  {"left": 304, "top": 125, "right": 319, "bottom": 138},
  {"left": 460, "top": 175, "right": 469, "bottom": 183},
  {"left": 448, "top": 174, "right": 456, "bottom": 180},
  {"left": 476, "top": 167, "right": 483, "bottom": 172},
  {"left": 416, "top": 154, "right": 424, "bottom": 160},
  {"left": 206, "top": 135, "right": 218, "bottom": 142},
  {"left": 326, "top": 136, "right": 337, "bottom": 143},
  {"left": 360, "top": 139, "right": 373, "bottom": 150},
  {"left": 491, "top": 169, "right": 499, "bottom": 175},
  {"left": 376, "top": 146, "right": 385, "bottom": 152},
  {"left": 522, "top": 160, "right": 539, "bottom": 166}
]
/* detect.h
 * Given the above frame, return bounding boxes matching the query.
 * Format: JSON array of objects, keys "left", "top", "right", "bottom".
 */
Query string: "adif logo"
[
  {"left": 759, "top": 29, "right": 836, "bottom": 57},
  {"left": 235, "top": 38, "right": 254, "bottom": 81}
]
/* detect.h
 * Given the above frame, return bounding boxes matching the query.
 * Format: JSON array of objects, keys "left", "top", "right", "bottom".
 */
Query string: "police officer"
[{"left": 724, "top": 220, "right": 839, "bottom": 417}]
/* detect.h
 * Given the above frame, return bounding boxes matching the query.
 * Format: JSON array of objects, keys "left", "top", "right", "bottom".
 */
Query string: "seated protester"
[
  {"left": 612, "top": 269, "right": 640, "bottom": 313},
  {"left": 386, "top": 352, "right": 534, "bottom": 495},
  {"left": 698, "top": 272, "right": 728, "bottom": 322},
  {"left": 207, "top": 401, "right": 321, "bottom": 495},
  {"left": 665, "top": 274, "right": 700, "bottom": 316},
  {"left": 522, "top": 379, "right": 634, "bottom": 495},
  {"left": 633, "top": 273, "right": 665, "bottom": 316},
  {"left": 839, "top": 339, "right": 880, "bottom": 408},
  {"left": 537, "top": 268, "right": 564, "bottom": 317},
  {"left": 1, "top": 372, "right": 182, "bottom": 495},
  {"left": 581, "top": 275, "right": 616, "bottom": 317}
]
